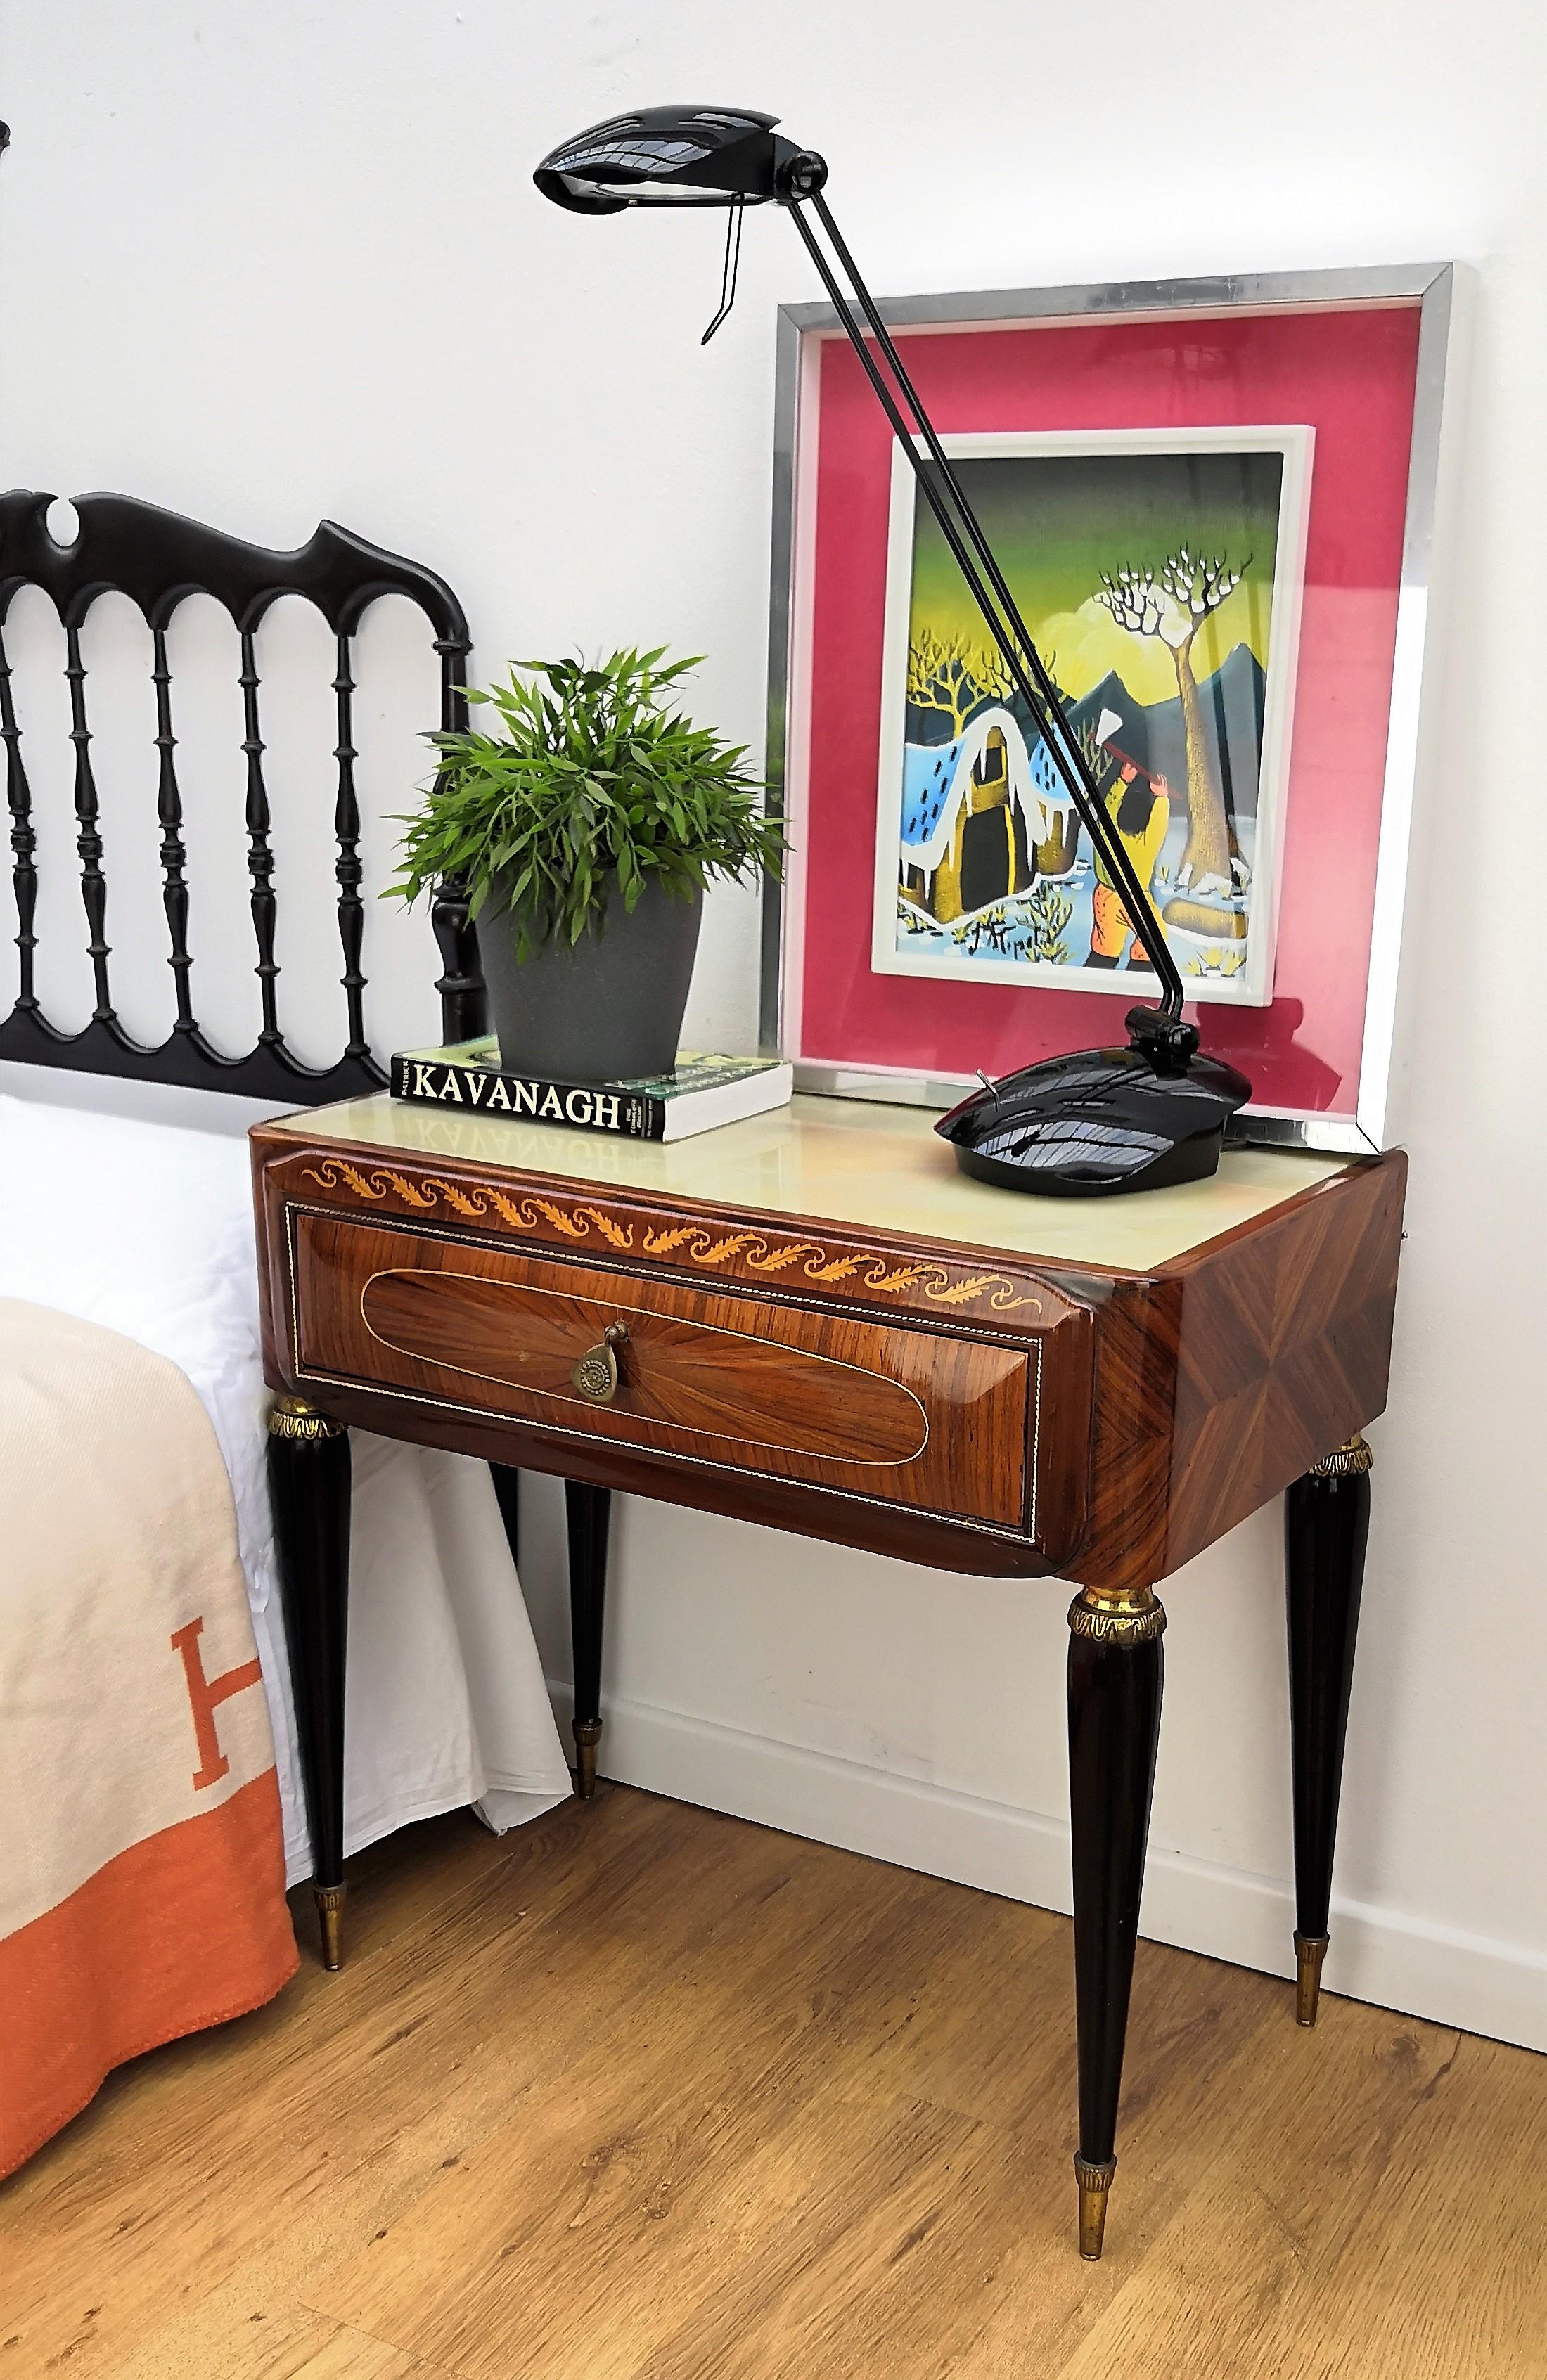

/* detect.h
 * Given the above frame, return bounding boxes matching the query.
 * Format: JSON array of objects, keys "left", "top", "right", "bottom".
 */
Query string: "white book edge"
[{"left": 659, "top": 1063, "right": 795, "bottom": 1141}]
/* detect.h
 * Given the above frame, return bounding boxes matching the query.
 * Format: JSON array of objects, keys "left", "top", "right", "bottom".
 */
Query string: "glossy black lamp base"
[
  {"left": 949, "top": 1119, "right": 1226, "bottom": 1199},
  {"left": 936, "top": 1041, "right": 1253, "bottom": 1199}
]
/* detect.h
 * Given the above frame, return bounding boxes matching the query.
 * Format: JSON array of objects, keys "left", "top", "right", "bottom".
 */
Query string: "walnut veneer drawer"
[{"left": 291, "top": 1212, "right": 1033, "bottom": 1528}]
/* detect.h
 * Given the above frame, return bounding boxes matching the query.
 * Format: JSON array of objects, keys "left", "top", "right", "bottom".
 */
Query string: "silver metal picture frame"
[{"left": 760, "top": 262, "right": 1463, "bottom": 1155}]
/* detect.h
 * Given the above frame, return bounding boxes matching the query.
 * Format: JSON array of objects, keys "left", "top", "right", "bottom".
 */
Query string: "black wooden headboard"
[{"left": 0, "top": 488, "right": 487, "bottom": 1101}]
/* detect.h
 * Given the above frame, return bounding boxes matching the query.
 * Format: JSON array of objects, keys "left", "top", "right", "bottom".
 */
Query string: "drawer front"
[{"left": 290, "top": 1212, "right": 1033, "bottom": 1528}]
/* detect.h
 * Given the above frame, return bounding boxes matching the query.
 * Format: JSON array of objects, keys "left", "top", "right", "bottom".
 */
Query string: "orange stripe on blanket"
[{"left": 0, "top": 1768, "right": 300, "bottom": 2180}]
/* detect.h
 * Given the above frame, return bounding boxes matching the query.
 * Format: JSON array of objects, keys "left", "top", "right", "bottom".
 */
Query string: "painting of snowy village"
[{"left": 870, "top": 427, "right": 1311, "bottom": 1005}]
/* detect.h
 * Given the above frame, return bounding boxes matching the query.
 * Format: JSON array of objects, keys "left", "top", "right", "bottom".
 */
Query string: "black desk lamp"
[{"left": 535, "top": 106, "right": 1252, "bottom": 1196}]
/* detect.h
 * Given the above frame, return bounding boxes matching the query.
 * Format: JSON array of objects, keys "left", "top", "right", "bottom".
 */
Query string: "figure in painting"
[{"left": 1086, "top": 761, "right": 1172, "bottom": 970}]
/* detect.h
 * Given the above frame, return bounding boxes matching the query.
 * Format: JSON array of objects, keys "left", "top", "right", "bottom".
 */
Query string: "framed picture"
[{"left": 762, "top": 264, "right": 1463, "bottom": 1152}]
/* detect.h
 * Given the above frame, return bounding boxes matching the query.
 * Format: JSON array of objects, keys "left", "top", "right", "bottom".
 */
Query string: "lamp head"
[{"left": 534, "top": 105, "right": 823, "bottom": 212}]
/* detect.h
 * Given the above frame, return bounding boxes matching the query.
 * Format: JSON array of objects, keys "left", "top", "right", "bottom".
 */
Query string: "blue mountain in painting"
[
  {"left": 1069, "top": 646, "right": 1268, "bottom": 823},
  {"left": 904, "top": 643, "right": 1267, "bottom": 823}
]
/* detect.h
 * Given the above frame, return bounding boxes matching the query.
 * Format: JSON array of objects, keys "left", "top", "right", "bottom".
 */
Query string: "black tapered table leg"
[
  {"left": 565, "top": 1480, "right": 612, "bottom": 1799},
  {"left": 267, "top": 1396, "right": 352, "bottom": 1969},
  {"left": 1285, "top": 1434, "right": 1372, "bottom": 2027},
  {"left": 1066, "top": 1585, "right": 1166, "bottom": 2261}
]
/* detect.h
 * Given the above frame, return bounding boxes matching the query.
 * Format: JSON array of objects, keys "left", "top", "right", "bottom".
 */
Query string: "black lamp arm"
[{"left": 784, "top": 190, "right": 1187, "bottom": 1027}]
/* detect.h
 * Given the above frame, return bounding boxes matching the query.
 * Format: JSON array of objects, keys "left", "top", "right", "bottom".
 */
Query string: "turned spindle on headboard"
[
  {"left": 0, "top": 487, "right": 484, "bottom": 1096},
  {"left": 428, "top": 622, "right": 486, "bottom": 1048},
  {"left": 1, "top": 617, "right": 39, "bottom": 1030}
]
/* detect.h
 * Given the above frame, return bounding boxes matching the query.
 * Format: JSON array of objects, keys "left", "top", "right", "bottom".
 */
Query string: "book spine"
[{"left": 390, "top": 1054, "right": 665, "bottom": 1140}]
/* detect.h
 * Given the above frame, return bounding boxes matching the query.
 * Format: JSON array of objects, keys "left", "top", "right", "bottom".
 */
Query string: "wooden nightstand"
[{"left": 252, "top": 1092, "right": 1404, "bottom": 2259}]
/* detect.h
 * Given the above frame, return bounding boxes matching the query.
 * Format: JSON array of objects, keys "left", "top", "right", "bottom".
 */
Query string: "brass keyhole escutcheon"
[{"left": 572, "top": 1321, "right": 629, "bottom": 1405}]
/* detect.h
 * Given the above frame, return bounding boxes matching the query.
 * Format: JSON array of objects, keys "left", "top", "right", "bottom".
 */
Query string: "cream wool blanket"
[{"left": 0, "top": 1299, "right": 297, "bottom": 2177}]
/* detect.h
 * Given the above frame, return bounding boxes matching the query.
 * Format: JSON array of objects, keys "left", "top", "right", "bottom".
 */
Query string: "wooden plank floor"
[{"left": 4, "top": 1785, "right": 1543, "bottom": 2379}]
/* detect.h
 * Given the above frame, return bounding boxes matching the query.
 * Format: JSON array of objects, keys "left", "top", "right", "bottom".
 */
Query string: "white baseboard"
[{"left": 549, "top": 1682, "right": 1547, "bottom": 2057}]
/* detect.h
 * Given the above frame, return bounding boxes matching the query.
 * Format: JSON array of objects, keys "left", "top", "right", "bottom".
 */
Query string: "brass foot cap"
[
  {"left": 315, "top": 1884, "right": 347, "bottom": 1972},
  {"left": 572, "top": 1718, "right": 602, "bottom": 1802},
  {"left": 1295, "top": 1931, "right": 1329, "bottom": 2028},
  {"left": 1074, "top": 2156, "right": 1115, "bottom": 2260}
]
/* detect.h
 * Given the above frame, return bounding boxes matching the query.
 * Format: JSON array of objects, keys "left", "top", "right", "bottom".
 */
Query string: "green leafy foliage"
[
  {"left": 387, "top": 648, "right": 783, "bottom": 960},
  {"left": 1025, "top": 881, "right": 1074, "bottom": 964}
]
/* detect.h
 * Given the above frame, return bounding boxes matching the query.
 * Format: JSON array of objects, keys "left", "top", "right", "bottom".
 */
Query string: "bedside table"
[{"left": 252, "top": 1092, "right": 1404, "bottom": 2258}]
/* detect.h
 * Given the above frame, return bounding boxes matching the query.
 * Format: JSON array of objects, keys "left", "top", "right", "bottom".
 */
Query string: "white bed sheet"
[{"left": 0, "top": 1091, "right": 572, "bottom": 1882}]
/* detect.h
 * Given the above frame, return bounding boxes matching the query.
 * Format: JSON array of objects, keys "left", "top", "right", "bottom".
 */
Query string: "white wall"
[{"left": 4, "top": 1, "right": 1544, "bottom": 2048}]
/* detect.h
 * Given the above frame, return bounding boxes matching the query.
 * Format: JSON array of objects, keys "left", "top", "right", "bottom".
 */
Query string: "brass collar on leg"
[
  {"left": 269, "top": 1394, "right": 345, "bottom": 1443},
  {"left": 314, "top": 1883, "right": 347, "bottom": 1971},
  {"left": 1309, "top": 1435, "right": 1373, "bottom": 1479},
  {"left": 1067, "top": 1586, "right": 1167, "bottom": 1647},
  {"left": 1074, "top": 2156, "right": 1116, "bottom": 2260},
  {"left": 1294, "top": 1931, "right": 1329, "bottom": 2027}
]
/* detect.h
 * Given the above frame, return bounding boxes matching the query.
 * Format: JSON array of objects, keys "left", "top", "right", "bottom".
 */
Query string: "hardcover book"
[{"left": 390, "top": 1039, "right": 794, "bottom": 1143}]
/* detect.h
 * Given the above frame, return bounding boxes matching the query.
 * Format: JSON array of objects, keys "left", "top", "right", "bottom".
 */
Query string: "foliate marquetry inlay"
[
  {"left": 1067, "top": 1590, "right": 1167, "bottom": 1647},
  {"left": 298, "top": 1158, "right": 1046, "bottom": 1317},
  {"left": 304, "top": 1158, "right": 632, "bottom": 1246},
  {"left": 638, "top": 1218, "right": 1041, "bottom": 1309}
]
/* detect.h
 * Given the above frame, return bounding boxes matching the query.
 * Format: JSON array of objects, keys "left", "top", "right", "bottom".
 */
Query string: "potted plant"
[{"left": 390, "top": 648, "right": 782, "bottom": 1083}]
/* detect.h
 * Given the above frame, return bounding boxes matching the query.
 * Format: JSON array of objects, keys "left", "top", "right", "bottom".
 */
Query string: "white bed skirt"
[{"left": 0, "top": 1089, "right": 574, "bottom": 1882}]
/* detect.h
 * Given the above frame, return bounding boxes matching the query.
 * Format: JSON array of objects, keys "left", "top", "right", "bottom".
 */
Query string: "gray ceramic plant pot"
[{"left": 475, "top": 872, "right": 703, "bottom": 1083}]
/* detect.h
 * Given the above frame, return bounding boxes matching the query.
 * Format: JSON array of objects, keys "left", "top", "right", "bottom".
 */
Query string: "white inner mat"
[{"left": 0, "top": 1091, "right": 572, "bottom": 1882}]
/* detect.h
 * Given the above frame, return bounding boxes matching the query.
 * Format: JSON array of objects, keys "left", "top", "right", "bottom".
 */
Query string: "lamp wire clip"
[{"left": 701, "top": 198, "right": 744, "bottom": 343}]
